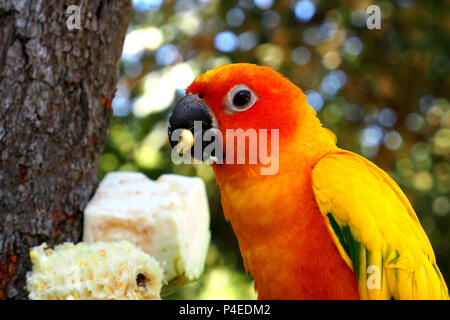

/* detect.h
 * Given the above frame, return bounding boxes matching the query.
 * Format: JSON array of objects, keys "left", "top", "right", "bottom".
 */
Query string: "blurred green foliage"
[{"left": 99, "top": 0, "right": 450, "bottom": 299}]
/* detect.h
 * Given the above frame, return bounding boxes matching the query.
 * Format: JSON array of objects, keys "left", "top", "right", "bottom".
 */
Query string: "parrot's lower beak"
[{"left": 168, "top": 94, "right": 219, "bottom": 162}]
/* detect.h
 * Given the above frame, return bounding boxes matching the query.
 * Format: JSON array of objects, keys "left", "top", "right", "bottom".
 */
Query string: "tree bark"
[{"left": 0, "top": 0, "right": 131, "bottom": 299}]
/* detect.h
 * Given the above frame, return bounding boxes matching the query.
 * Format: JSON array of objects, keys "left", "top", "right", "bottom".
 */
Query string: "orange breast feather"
[{"left": 216, "top": 162, "right": 360, "bottom": 300}]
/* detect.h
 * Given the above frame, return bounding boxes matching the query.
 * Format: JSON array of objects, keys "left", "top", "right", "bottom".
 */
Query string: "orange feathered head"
[
  {"left": 168, "top": 63, "right": 333, "bottom": 177},
  {"left": 186, "top": 63, "right": 305, "bottom": 139}
]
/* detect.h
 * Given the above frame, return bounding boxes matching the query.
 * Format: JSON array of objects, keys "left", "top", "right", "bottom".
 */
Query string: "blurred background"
[{"left": 99, "top": 0, "right": 449, "bottom": 299}]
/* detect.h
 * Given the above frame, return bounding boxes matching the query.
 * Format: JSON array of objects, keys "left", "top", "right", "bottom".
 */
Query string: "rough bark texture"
[{"left": 0, "top": 0, "right": 131, "bottom": 299}]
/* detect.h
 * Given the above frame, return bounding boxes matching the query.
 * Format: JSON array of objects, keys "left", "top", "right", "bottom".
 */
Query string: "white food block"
[{"left": 83, "top": 172, "right": 211, "bottom": 286}]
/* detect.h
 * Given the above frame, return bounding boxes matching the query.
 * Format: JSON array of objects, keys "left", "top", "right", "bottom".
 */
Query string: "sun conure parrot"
[{"left": 167, "top": 63, "right": 449, "bottom": 300}]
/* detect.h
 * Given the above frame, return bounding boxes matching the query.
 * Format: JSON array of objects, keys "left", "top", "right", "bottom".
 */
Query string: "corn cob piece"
[
  {"left": 82, "top": 172, "right": 211, "bottom": 295},
  {"left": 27, "top": 241, "right": 163, "bottom": 300}
]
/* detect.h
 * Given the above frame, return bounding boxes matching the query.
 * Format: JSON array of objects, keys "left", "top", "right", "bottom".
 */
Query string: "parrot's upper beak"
[{"left": 168, "top": 94, "right": 217, "bottom": 161}]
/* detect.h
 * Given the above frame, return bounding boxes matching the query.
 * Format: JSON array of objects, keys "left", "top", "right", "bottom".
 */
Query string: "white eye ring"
[{"left": 225, "top": 84, "right": 258, "bottom": 113}]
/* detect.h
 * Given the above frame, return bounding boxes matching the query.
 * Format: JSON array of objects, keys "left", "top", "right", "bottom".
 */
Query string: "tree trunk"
[{"left": 0, "top": 0, "right": 131, "bottom": 299}]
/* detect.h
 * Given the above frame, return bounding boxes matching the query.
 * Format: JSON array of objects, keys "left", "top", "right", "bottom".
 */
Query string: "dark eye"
[
  {"left": 226, "top": 84, "right": 257, "bottom": 113},
  {"left": 233, "top": 90, "right": 251, "bottom": 108}
]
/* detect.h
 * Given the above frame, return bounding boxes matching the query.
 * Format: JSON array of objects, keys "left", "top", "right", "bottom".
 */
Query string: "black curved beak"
[{"left": 167, "top": 94, "right": 214, "bottom": 159}]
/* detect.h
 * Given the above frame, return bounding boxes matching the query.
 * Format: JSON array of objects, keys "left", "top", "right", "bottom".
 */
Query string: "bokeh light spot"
[
  {"left": 320, "top": 74, "right": 341, "bottom": 97},
  {"left": 344, "top": 37, "right": 363, "bottom": 56},
  {"left": 226, "top": 8, "right": 246, "bottom": 28},
  {"left": 156, "top": 44, "right": 180, "bottom": 66},
  {"left": 411, "top": 142, "right": 432, "bottom": 170},
  {"left": 322, "top": 51, "right": 341, "bottom": 70},
  {"left": 100, "top": 153, "right": 119, "bottom": 172},
  {"left": 378, "top": 108, "right": 398, "bottom": 127},
  {"left": 294, "top": 0, "right": 316, "bottom": 23},
  {"left": 323, "top": 104, "right": 343, "bottom": 123},
  {"left": 238, "top": 32, "right": 258, "bottom": 51},
  {"left": 132, "top": 0, "right": 163, "bottom": 12},
  {"left": 413, "top": 171, "right": 433, "bottom": 191},
  {"left": 319, "top": 21, "right": 338, "bottom": 41},
  {"left": 291, "top": 46, "right": 310, "bottom": 65},
  {"left": 384, "top": 131, "right": 403, "bottom": 150},
  {"left": 405, "top": 113, "right": 424, "bottom": 132},
  {"left": 361, "top": 125, "right": 384, "bottom": 147},
  {"left": 254, "top": 0, "right": 272, "bottom": 10},
  {"left": 303, "top": 27, "right": 320, "bottom": 45},
  {"left": 256, "top": 44, "right": 284, "bottom": 69},
  {"left": 433, "top": 196, "right": 450, "bottom": 217},
  {"left": 215, "top": 31, "right": 239, "bottom": 52},
  {"left": 122, "top": 26, "right": 164, "bottom": 62},
  {"left": 433, "top": 128, "right": 450, "bottom": 156},
  {"left": 419, "top": 95, "right": 436, "bottom": 114},
  {"left": 306, "top": 91, "right": 324, "bottom": 112},
  {"left": 262, "top": 10, "right": 280, "bottom": 29},
  {"left": 330, "top": 70, "right": 347, "bottom": 88}
]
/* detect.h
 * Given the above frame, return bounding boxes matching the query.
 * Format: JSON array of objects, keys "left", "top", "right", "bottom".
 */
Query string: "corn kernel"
[{"left": 176, "top": 129, "right": 194, "bottom": 154}]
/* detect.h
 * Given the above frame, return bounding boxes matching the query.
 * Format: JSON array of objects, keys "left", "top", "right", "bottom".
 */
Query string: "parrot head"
[{"left": 168, "top": 63, "right": 336, "bottom": 179}]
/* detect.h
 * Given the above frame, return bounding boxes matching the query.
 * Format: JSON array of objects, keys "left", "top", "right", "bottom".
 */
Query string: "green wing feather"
[{"left": 312, "top": 151, "right": 449, "bottom": 300}]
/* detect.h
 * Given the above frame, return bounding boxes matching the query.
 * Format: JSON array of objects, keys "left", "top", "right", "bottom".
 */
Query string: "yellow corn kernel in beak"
[
  {"left": 176, "top": 129, "right": 194, "bottom": 154},
  {"left": 30, "top": 250, "right": 38, "bottom": 260}
]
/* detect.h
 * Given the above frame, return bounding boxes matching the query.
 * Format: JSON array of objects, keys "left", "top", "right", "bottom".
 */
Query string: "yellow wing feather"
[{"left": 312, "top": 150, "right": 449, "bottom": 300}]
